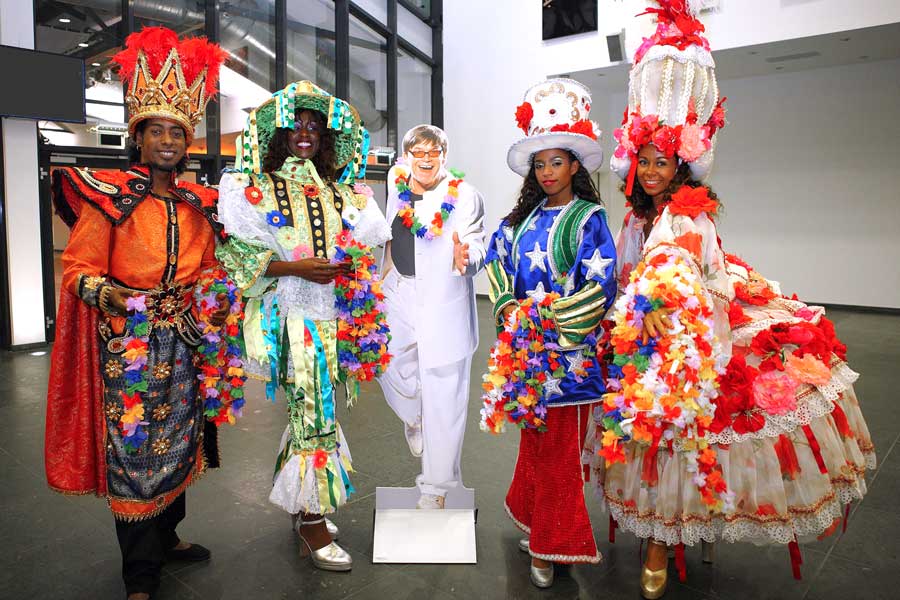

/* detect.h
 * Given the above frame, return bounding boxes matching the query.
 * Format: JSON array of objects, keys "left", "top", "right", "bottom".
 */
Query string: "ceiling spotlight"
[
  {"left": 840, "top": 37, "right": 851, "bottom": 42},
  {"left": 59, "top": 17, "right": 71, "bottom": 23},
  {"left": 78, "top": 42, "right": 89, "bottom": 48},
  {"left": 92, "top": 62, "right": 101, "bottom": 66}
]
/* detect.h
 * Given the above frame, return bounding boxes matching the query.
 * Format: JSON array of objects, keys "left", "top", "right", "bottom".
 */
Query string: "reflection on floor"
[{"left": 2, "top": 300, "right": 898, "bottom": 599}]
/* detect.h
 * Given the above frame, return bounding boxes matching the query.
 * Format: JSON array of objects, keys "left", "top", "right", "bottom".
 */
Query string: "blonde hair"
[{"left": 402, "top": 124, "right": 448, "bottom": 154}]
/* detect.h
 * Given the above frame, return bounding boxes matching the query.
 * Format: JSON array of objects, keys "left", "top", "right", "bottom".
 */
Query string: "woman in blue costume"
[{"left": 483, "top": 78, "right": 617, "bottom": 588}]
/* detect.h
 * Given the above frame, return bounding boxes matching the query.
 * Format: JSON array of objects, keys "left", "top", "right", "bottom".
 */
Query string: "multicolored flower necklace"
[
  {"left": 598, "top": 252, "right": 733, "bottom": 511},
  {"left": 392, "top": 165, "right": 464, "bottom": 240},
  {"left": 480, "top": 293, "right": 582, "bottom": 434},
  {"left": 120, "top": 295, "right": 150, "bottom": 453},
  {"left": 194, "top": 267, "right": 247, "bottom": 425},
  {"left": 332, "top": 196, "right": 392, "bottom": 404}
]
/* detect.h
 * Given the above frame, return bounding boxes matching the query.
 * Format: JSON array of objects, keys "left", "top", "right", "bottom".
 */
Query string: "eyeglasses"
[
  {"left": 293, "top": 120, "right": 321, "bottom": 133},
  {"left": 409, "top": 149, "right": 443, "bottom": 158}
]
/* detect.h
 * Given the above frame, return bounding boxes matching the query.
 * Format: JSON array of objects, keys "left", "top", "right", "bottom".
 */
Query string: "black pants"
[{"left": 114, "top": 493, "right": 185, "bottom": 595}]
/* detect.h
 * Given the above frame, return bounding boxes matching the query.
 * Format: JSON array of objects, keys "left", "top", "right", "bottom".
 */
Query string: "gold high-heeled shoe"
[
  {"left": 298, "top": 518, "right": 352, "bottom": 571},
  {"left": 641, "top": 540, "right": 668, "bottom": 599}
]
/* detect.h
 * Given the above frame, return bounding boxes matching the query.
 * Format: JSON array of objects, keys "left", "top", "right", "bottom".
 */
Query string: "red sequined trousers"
[{"left": 505, "top": 403, "right": 601, "bottom": 563}]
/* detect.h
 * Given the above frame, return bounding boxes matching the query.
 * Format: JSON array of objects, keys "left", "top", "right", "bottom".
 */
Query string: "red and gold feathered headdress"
[{"left": 112, "top": 27, "right": 226, "bottom": 144}]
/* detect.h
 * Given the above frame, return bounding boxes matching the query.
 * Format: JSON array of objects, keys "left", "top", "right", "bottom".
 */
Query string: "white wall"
[
  {"left": 443, "top": 0, "right": 900, "bottom": 307},
  {"left": 542, "top": 0, "right": 900, "bottom": 75},
  {"left": 703, "top": 58, "right": 900, "bottom": 308},
  {"left": 2, "top": 0, "right": 46, "bottom": 345}
]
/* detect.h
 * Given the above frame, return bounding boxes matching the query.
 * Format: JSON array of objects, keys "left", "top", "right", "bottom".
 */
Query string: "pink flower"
[
  {"left": 613, "top": 127, "right": 634, "bottom": 157},
  {"left": 794, "top": 307, "right": 817, "bottom": 321},
  {"left": 353, "top": 183, "right": 374, "bottom": 198},
  {"left": 752, "top": 370, "right": 799, "bottom": 415},
  {"left": 292, "top": 244, "right": 313, "bottom": 260},
  {"left": 678, "top": 124, "right": 711, "bottom": 162},
  {"left": 784, "top": 353, "right": 831, "bottom": 387}
]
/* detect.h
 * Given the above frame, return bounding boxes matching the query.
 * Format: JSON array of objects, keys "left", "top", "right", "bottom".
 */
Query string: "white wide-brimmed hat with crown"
[
  {"left": 507, "top": 78, "right": 604, "bottom": 177},
  {"left": 611, "top": 0, "right": 727, "bottom": 195}
]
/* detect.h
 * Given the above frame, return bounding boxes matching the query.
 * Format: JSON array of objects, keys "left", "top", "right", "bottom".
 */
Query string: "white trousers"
[{"left": 377, "top": 270, "right": 472, "bottom": 497}]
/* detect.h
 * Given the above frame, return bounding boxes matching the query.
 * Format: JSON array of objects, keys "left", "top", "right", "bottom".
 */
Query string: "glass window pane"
[
  {"left": 398, "top": 50, "right": 432, "bottom": 140},
  {"left": 351, "top": 0, "right": 387, "bottom": 26},
  {"left": 286, "top": 0, "right": 336, "bottom": 94},
  {"left": 218, "top": 1, "right": 277, "bottom": 156},
  {"left": 399, "top": 4, "right": 432, "bottom": 57},
  {"left": 401, "top": 0, "right": 431, "bottom": 19},
  {"left": 35, "top": 1, "right": 126, "bottom": 149},
  {"left": 349, "top": 15, "right": 388, "bottom": 150}
]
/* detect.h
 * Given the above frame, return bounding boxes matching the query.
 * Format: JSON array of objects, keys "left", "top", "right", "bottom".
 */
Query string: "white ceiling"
[{"left": 567, "top": 21, "right": 900, "bottom": 92}]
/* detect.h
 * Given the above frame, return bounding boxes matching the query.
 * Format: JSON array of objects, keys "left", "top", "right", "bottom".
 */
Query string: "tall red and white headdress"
[{"left": 611, "top": 0, "right": 727, "bottom": 194}]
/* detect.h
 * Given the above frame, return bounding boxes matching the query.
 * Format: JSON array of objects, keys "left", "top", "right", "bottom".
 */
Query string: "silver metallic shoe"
[
  {"left": 298, "top": 518, "right": 352, "bottom": 572},
  {"left": 518, "top": 538, "right": 530, "bottom": 553},
  {"left": 701, "top": 540, "right": 715, "bottom": 564},
  {"left": 530, "top": 562, "right": 554, "bottom": 588},
  {"left": 293, "top": 514, "right": 340, "bottom": 540}
]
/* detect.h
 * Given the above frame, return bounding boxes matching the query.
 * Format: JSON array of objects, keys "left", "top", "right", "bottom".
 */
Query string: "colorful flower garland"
[
  {"left": 120, "top": 295, "right": 150, "bottom": 453},
  {"left": 599, "top": 252, "right": 733, "bottom": 511},
  {"left": 193, "top": 267, "right": 247, "bottom": 426},
  {"left": 392, "top": 165, "right": 464, "bottom": 240},
  {"left": 332, "top": 223, "right": 392, "bottom": 402},
  {"left": 480, "top": 292, "right": 587, "bottom": 434}
]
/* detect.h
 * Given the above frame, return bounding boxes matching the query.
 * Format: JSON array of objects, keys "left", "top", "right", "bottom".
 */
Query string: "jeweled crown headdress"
[{"left": 113, "top": 27, "right": 226, "bottom": 144}]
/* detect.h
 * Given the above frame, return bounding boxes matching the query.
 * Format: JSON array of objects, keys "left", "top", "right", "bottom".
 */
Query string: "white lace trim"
[
  {"left": 606, "top": 492, "right": 848, "bottom": 546},
  {"left": 704, "top": 362, "right": 860, "bottom": 445},
  {"left": 269, "top": 425, "right": 352, "bottom": 515}
]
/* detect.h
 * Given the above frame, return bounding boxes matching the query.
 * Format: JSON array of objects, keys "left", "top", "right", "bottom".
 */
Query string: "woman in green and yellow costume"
[{"left": 216, "top": 81, "right": 390, "bottom": 571}]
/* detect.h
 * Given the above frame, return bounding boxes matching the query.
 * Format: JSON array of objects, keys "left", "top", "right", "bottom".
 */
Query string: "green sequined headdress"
[{"left": 235, "top": 80, "right": 370, "bottom": 183}]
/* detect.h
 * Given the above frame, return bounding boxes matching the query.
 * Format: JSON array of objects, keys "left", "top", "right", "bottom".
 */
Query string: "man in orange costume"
[{"left": 45, "top": 27, "right": 228, "bottom": 600}]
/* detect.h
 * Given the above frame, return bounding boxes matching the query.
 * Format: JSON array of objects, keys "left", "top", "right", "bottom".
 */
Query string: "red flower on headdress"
[
  {"left": 515, "top": 102, "right": 534, "bottom": 133},
  {"left": 652, "top": 125, "right": 681, "bottom": 157},
  {"left": 706, "top": 97, "right": 728, "bottom": 136},
  {"left": 550, "top": 121, "right": 598, "bottom": 139},
  {"left": 630, "top": 113, "right": 658, "bottom": 148},
  {"left": 569, "top": 119, "right": 597, "bottom": 140}
]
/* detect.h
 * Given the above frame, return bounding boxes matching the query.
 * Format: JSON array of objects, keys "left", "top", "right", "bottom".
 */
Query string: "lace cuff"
[{"left": 216, "top": 237, "right": 276, "bottom": 297}]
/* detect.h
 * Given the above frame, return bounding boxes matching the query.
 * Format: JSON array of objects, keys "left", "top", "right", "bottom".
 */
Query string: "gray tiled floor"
[{"left": 3, "top": 300, "right": 899, "bottom": 599}]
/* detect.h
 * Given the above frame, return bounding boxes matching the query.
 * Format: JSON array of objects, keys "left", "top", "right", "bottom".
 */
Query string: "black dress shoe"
[{"left": 165, "top": 543, "right": 211, "bottom": 562}]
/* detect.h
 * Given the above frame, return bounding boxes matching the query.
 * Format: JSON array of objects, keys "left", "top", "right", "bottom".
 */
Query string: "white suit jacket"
[{"left": 382, "top": 165, "right": 486, "bottom": 369}]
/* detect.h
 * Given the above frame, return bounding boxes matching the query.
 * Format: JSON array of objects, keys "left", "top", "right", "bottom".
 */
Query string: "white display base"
[{"left": 372, "top": 486, "right": 477, "bottom": 564}]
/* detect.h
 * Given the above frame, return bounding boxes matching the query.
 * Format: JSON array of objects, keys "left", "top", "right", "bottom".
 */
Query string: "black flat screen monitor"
[
  {"left": 0, "top": 45, "right": 85, "bottom": 123},
  {"left": 543, "top": 0, "right": 599, "bottom": 41}
]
